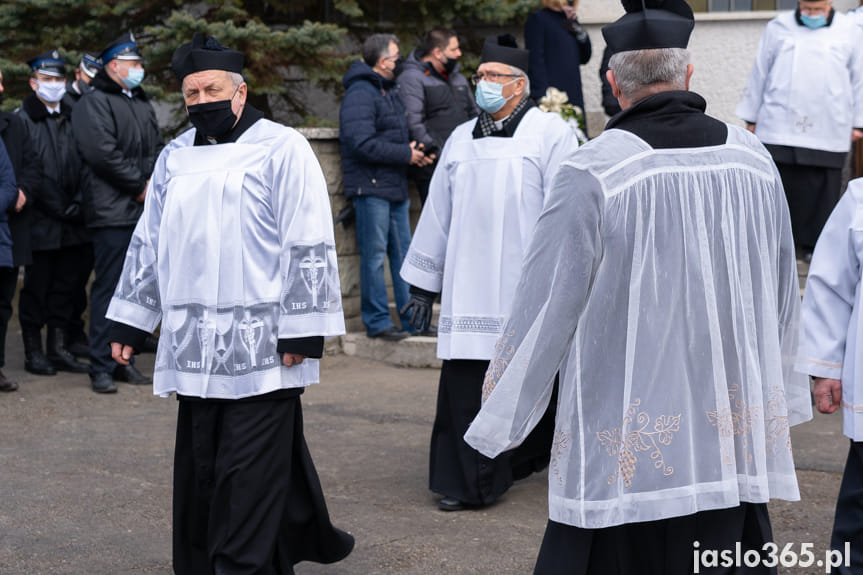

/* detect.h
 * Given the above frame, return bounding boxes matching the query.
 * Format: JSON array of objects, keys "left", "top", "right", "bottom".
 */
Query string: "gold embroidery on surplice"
[
  {"left": 765, "top": 386, "right": 791, "bottom": 454},
  {"left": 550, "top": 430, "right": 570, "bottom": 485},
  {"left": 706, "top": 383, "right": 769, "bottom": 464},
  {"left": 596, "top": 399, "right": 681, "bottom": 488},
  {"left": 482, "top": 329, "right": 516, "bottom": 402}
]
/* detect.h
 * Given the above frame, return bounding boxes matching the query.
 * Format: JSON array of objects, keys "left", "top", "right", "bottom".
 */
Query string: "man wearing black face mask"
[
  {"left": 106, "top": 32, "right": 354, "bottom": 573},
  {"left": 397, "top": 27, "right": 478, "bottom": 206},
  {"left": 72, "top": 32, "right": 163, "bottom": 393}
]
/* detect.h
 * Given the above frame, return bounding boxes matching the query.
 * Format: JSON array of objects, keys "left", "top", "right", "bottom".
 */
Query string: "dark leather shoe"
[
  {"left": 438, "top": 497, "right": 465, "bottom": 512},
  {"left": 420, "top": 324, "right": 438, "bottom": 337},
  {"left": 0, "top": 369, "right": 18, "bottom": 392},
  {"left": 369, "top": 327, "right": 410, "bottom": 341},
  {"left": 46, "top": 327, "right": 89, "bottom": 373},
  {"left": 25, "top": 351, "right": 56, "bottom": 376},
  {"left": 113, "top": 364, "right": 152, "bottom": 385},
  {"left": 90, "top": 372, "right": 118, "bottom": 394},
  {"left": 65, "top": 334, "right": 89, "bottom": 358}
]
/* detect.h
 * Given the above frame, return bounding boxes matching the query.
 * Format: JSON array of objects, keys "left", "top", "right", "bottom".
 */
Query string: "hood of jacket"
[{"left": 342, "top": 60, "right": 394, "bottom": 92}]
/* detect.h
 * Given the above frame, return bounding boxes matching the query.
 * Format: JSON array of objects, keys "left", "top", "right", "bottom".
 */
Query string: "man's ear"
[
  {"left": 685, "top": 63, "right": 694, "bottom": 91},
  {"left": 607, "top": 69, "right": 621, "bottom": 100}
]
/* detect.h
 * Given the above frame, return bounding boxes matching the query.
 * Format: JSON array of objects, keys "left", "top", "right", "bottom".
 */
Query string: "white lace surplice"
[
  {"left": 464, "top": 126, "right": 812, "bottom": 529},
  {"left": 106, "top": 120, "right": 345, "bottom": 399}
]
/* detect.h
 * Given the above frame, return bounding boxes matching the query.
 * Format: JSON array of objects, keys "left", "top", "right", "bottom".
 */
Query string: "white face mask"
[{"left": 36, "top": 80, "right": 66, "bottom": 103}]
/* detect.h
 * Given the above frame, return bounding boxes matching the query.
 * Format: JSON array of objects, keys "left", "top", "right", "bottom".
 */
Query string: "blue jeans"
[{"left": 353, "top": 196, "right": 414, "bottom": 336}]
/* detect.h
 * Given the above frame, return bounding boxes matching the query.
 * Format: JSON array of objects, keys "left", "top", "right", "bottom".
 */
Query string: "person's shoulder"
[{"left": 564, "top": 129, "right": 651, "bottom": 174}]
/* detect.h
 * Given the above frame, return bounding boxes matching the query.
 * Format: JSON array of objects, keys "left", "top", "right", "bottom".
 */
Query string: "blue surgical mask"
[
  {"left": 122, "top": 67, "right": 145, "bottom": 90},
  {"left": 36, "top": 80, "right": 66, "bottom": 103},
  {"left": 800, "top": 13, "right": 827, "bottom": 28},
  {"left": 475, "top": 79, "right": 516, "bottom": 114}
]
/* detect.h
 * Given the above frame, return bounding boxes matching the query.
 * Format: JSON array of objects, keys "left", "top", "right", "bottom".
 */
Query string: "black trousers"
[
  {"left": 19, "top": 245, "right": 90, "bottom": 331},
  {"left": 534, "top": 503, "right": 775, "bottom": 575},
  {"left": 429, "top": 359, "right": 556, "bottom": 505},
  {"left": 89, "top": 226, "right": 134, "bottom": 376},
  {"left": 775, "top": 162, "right": 843, "bottom": 251},
  {"left": 0, "top": 266, "right": 18, "bottom": 367},
  {"left": 831, "top": 440, "right": 863, "bottom": 575},
  {"left": 69, "top": 243, "right": 93, "bottom": 337},
  {"left": 173, "top": 394, "right": 354, "bottom": 575}
]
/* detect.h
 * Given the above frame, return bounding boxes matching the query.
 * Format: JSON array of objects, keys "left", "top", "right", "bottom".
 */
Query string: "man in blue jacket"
[{"left": 339, "top": 33, "right": 433, "bottom": 340}]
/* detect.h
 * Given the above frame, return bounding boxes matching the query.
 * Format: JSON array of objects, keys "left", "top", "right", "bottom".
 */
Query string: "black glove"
[{"left": 400, "top": 286, "right": 437, "bottom": 332}]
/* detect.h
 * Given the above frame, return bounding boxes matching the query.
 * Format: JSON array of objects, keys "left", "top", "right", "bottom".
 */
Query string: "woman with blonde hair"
[{"left": 525, "top": 0, "right": 592, "bottom": 111}]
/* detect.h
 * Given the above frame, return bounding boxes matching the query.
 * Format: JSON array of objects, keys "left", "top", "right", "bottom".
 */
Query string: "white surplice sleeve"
[
  {"left": 464, "top": 162, "right": 604, "bottom": 458},
  {"left": 399, "top": 132, "right": 456, "bottom": 293},
  {"left": 272, "top": 130, "right": 345, "bottom": 339},
  {"left": 105, "top": 147, "right": 167, "bottom": 333},
  {"left": 736, "top": 23, "right": 776, "bottom": 124},
  {"left": 850, "top": 26, "right": 863, "bottom": 129},
  {"left": 797, "top": 188, "right": 861, "bottom": 380}
]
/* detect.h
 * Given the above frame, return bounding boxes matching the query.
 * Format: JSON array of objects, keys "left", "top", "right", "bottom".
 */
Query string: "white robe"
[
  {"left": 400, "top": 107, "right": 577, "bottom": 360},
  {"left": 736, "top": 10, "right": 863, "bottom": 154},
  {"left": 797, "top": 178, "right": 863, "bottom": 441},
  {"left": 106, "top": 120, "right": 345, "bottom": 399},
  {"left": 464, "top": 126, "right": 812, "bottom": 529}
]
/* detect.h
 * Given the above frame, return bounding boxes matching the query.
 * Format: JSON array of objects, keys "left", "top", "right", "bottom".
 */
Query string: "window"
[{"left": 688, "top": 0, "right": 797, "bottom": 11}]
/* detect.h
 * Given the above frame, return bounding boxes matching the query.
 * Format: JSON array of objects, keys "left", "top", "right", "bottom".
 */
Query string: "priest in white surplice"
[
  {"left": 400, "top": 34, "right": 577, "bottom": 512},
  {"left": 105, "top": 34, "right": 353, "bottom": 573},
  {"left": 736, "top": 0, "right": 863, "bottom": 259},
  {"left": 464, "top": 2, "right": 813, "bottom": 573},
  {"left": 797, "top": 179, "right": 863, "bottom": 574}
]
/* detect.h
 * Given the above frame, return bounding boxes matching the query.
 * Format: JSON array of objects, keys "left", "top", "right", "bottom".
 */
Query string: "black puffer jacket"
[
  {"left": 71, "top": 69, "right": 163, "bottom": 228},
  {"left": 0, "top": 110, "right": 38, "bottom": 267},
  {"left": 18, "top": 94, "right": 90, "bottom": 250}
]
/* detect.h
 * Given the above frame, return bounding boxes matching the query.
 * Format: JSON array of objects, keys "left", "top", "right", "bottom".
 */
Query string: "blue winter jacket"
[
  {"left": 339, "top": 60, "right": 412, "bottom": 202},
  {"left": 0, "top": 138, "right": 18, "bottom": 267}
]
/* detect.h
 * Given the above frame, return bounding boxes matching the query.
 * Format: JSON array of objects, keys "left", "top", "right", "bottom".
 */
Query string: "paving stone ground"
[{"left": 0, "top": 327, "right": 849, "bottom": 574}]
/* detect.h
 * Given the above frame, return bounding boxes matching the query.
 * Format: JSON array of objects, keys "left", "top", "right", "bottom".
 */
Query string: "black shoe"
[
  {"left": 0, "top": 369, "right": 18, "bottom": 392},
  {"left": 369, "top": 327, "right": 410, "bottom": 341},
  {"left": 140, "top": 334, "right": 158, "bottom": 354},
  {"left": 112, "top": 364, "right": 152, "bottom": 385},
  {"left": 90, "top": 372, "right": 118, "bottom": 394},
  {"left": 46, "top": 328, "right": 89, "bottom": 373},
  {"left": 65, "top": 331, "right": 89, "bottom": 358},
  {"left": 420, "top": 324, "right": 438, "bottom": 337},
  {"left": 22, "top": 329, "right": 56, "bottom": 376},
  {"left": 438, "top": 497, "right": 465, "bottom": 512}
]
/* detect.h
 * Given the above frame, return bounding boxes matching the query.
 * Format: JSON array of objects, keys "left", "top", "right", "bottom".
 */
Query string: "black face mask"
[
  {"left": 441, "top": 57, "right": 458, "bottom": 75},
  {"left": 187, "top": 99, "right": 237, "bottom": 138}
]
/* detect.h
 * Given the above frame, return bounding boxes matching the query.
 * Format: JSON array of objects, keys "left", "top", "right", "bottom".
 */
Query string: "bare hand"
[
  {"left": 282, "top": 353, "right": 307, "bottom": 367},
  {"left": 813, "top": 377, "right": 842, "bottom": 414},
  {"left": 15, "top": 189, "right": 26, "bottom": 212},
  {"left": 746, "top": 123, "right": 756, "bottom": 134},
  {"left": 409, "top": 141, "right": 433, "bottom": 167},
  {"left": 562, "top": 5, "right": 577, "bottom": 19},
  {"left": 853, "top": 129, "right": 863, "bottom": 143},
  {"left": 135, "top": 179, "right": 149, "bottom": 203},
  {"left": 110, "top": 342, "right": 135, "bottom": 366}
]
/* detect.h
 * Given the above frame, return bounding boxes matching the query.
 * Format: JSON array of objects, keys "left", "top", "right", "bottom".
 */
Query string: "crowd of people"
[{"left": 4, "top": 0, "right": 863, "bottom": 572}]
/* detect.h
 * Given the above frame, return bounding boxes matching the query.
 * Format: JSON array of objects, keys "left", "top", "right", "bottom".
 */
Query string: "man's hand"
[
  {"left": 111, "top": 342, "right": 135, "bottom": 366},
  {"left": 400, "top": 290, "right": 436, "bottom": 332},
  {"left": 282, "top": 353, "right": 307, "bottom": 367},
  {"left": 853, "top": 129, "right": 863, "bottom": 143},
  {"left": 409, "top": 141, "right": 433, "bottom": 167},
  {"left": 562, "top": 4, "right": 577, "bottom": 19},
  {"left": 813, "top": 377, "right": 842, "bottom": 414},
  {"left": 15, "top": 189, "right": 26, "bottom": 212},
  {"left": 135, "top": 179, "right": 149, "bottom": 204},
  {"left": 745, "top": 122, "right": 756, "bottom": 134}
]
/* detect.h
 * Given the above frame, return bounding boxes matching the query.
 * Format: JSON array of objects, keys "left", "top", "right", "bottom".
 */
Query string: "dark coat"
[
  {"left": 71, "top": 69, "right": 163, "bottom": 229},
  {"left": 0, "top": 138, "right": 20, "bottom": 267},
  {"left": 525, "top": 8, "right": 592, "bottom": 109},
  {"left": 339, "top": 60, "right": 412, "bottom": 202},
  {"left": 396, "top": 50, "right": 478, "bottom": 180},
  {"left": 18, "top": 94, "right": 90, "bottom": 251},
  {"left": 0, "top": 110, "right": 37, "bottom": 267}
]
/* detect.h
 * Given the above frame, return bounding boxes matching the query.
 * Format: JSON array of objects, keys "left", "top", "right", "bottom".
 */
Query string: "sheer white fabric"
[
  {"left": 797, "top": 179, "right": 863, "bottom": 441},
  {"left": 106, "top": 120, "right": 345, "bottom": 399},
  {"left": 736, "top": 11, "right": 863, "bottom": 153},
  {"left": 400, "top": 107, "right": 577, "bottom": 359},
  {"left": 465, "top": 126, "right": 812, "bottom": 529}
]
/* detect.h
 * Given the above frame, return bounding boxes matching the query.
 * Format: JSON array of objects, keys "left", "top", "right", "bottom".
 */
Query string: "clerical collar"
[
  {"left": 473, "top": 96, "right": 534, "bottom": 139},
  {"left": 44, "top": 102, "right": 60, "bottom": 115},
  {"left": 194, "top": 104, "right": 265, "bottom": 146}
]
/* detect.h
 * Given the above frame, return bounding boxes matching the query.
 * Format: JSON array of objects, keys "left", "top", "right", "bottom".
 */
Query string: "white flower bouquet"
[{"left": 538, "top": 87, "right": 588, "bottom": 144}]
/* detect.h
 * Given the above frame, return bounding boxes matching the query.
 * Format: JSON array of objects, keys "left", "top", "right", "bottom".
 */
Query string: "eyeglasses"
[{"left": 471, "top": 72, "right": 521, "bottom": 85}]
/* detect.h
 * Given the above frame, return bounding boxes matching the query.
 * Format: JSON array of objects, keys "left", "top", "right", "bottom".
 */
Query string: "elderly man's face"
[
  {"left": 475, "top": 62, "right": 524, "bottom": 100},
  {"left": 799, "top": 0, "right": 832, "bottom": 16},
  {"left": 182, "top": 69, "right": 247, "bottom": 117}
]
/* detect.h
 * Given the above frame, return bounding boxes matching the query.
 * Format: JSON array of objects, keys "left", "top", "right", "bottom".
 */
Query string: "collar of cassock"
[
  {"left": 193, "top": 104, "right": 265, "bottom": 146},
  {"left": 473, "top": 95, "right": 534, "bottom": 139}
]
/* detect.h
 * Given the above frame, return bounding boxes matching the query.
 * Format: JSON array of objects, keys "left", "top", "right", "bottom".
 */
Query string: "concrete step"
[{"left": 338, "top": 332, "right": 441, "bottom": 369}]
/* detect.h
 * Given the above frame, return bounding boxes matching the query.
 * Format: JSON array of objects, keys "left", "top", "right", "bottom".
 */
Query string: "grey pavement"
[{"left": 0, "top": 326, "right": 851, "bottom": 574}]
